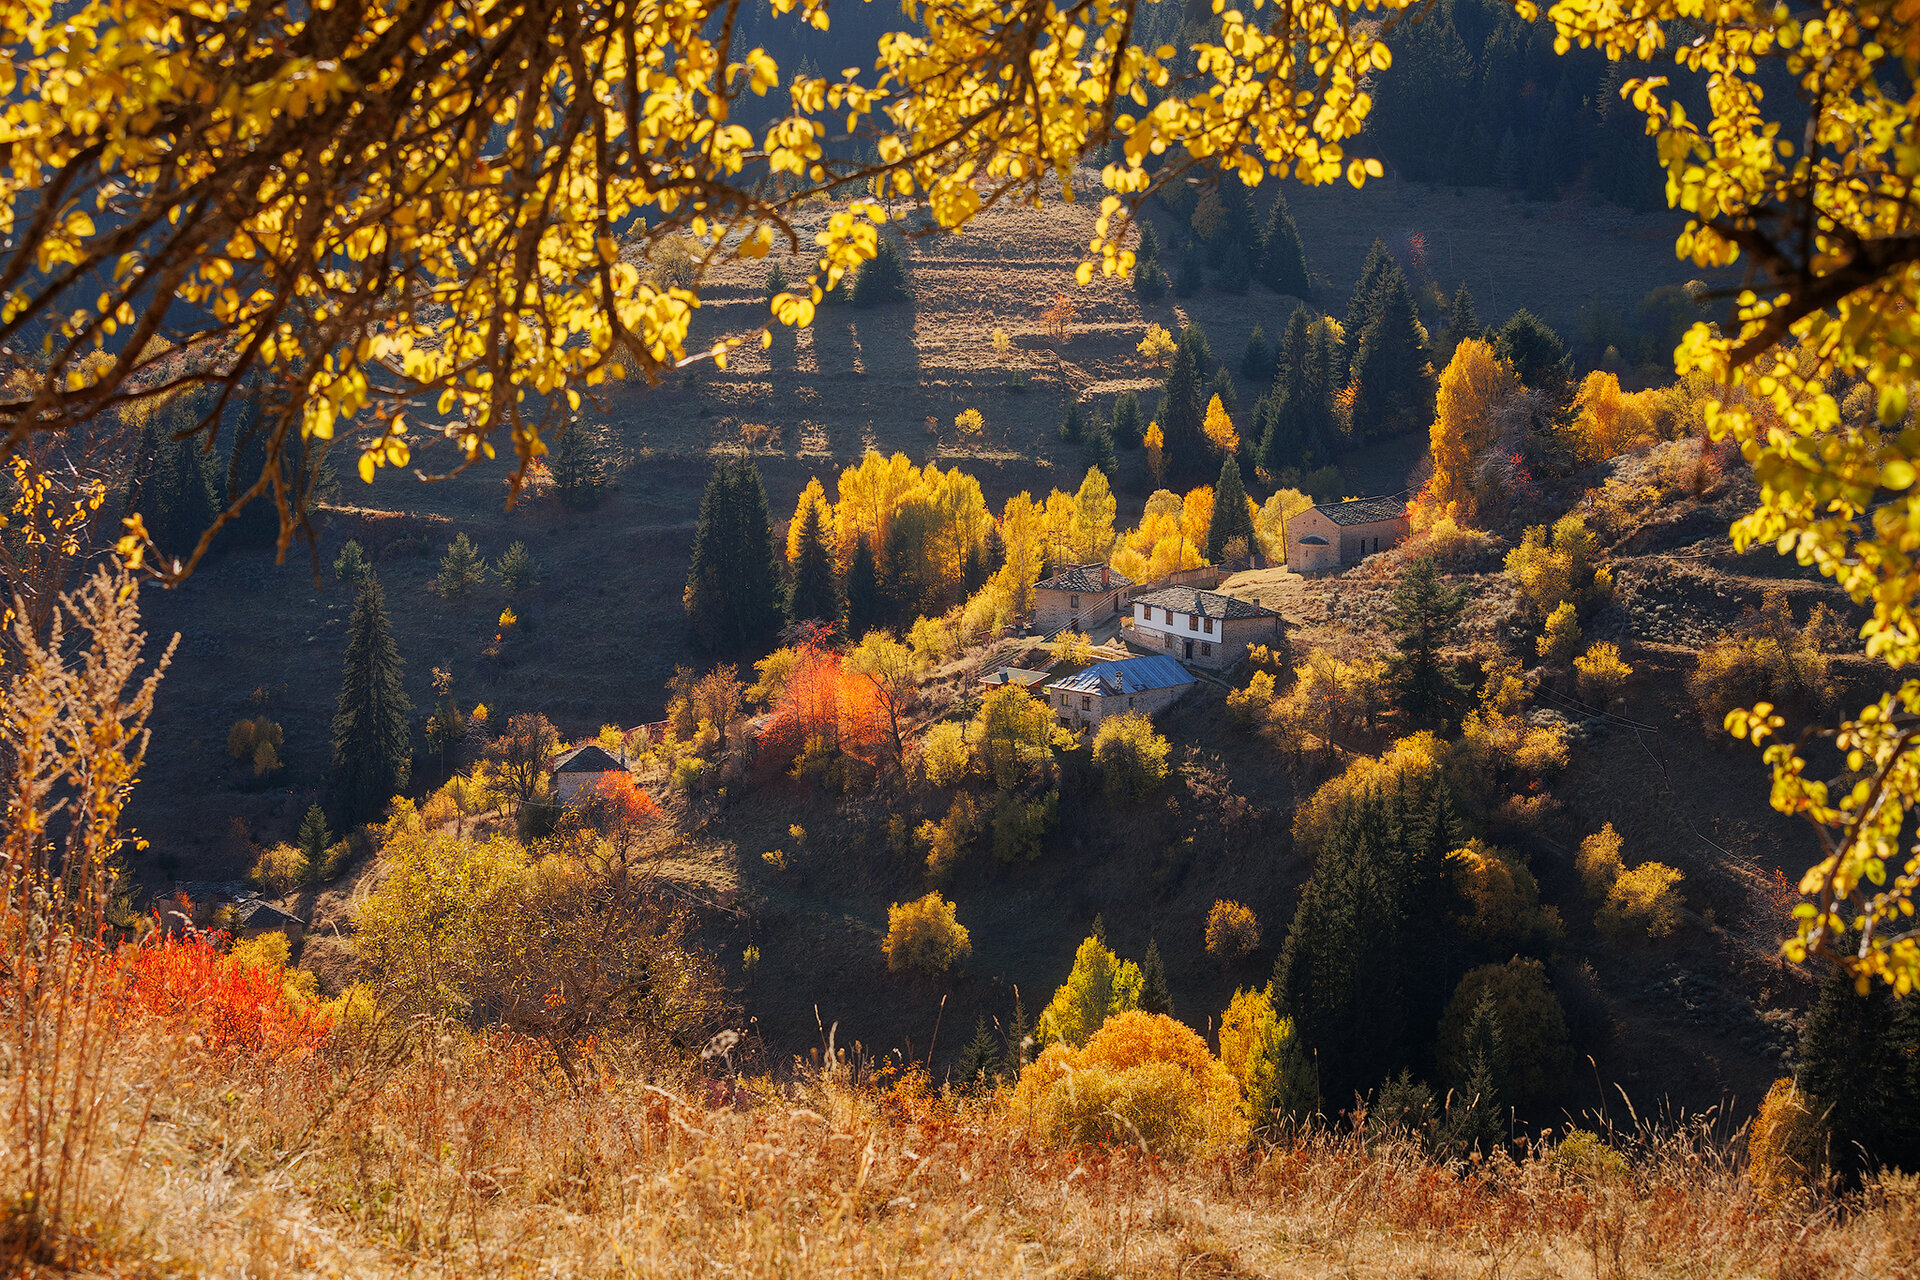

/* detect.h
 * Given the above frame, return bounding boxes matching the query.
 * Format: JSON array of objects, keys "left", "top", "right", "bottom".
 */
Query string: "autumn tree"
[
  {"left": 485, "top": 713, "right": 561, "bottom": 819},
  {"left": 684, "top": 457, "right": 782, "bottom": 652},
  {"left": 330, "top": 573, "right": 412, "bottom": 826},
  {"left": 1425, "top": 338, "right": 1522, "bottom": 525},
  {"left": 1069, "top": 467, "right": 1118, "bottom": 563},
  {"left": 846, "top": 630, "right": 923, "bottom": 768},
  {"left": 1039, "top": 931, "right": 1144, "bottom": 1047}
]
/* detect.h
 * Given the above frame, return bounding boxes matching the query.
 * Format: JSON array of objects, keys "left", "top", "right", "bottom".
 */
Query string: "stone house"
[
  {"left": 1033, "top": 563, "right": 1133, "bottom": 634},
  {"left": 1044, "top": 655, "right": 1198, "bottom": 730},
  {"left": 1128, "top": 586, "right": 1282, "bottom": 668},
  {"left": 1286, "top": 496, "right": 1410, "bottom": 572},
  {"left": 549, "top": 743, "right": 629, "bottom": 804},
  {"left": 978, "top": 666, "right": 1050, "bottom": 692}
]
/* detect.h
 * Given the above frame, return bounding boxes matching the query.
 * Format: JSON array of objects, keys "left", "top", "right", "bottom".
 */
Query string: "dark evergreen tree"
[
  {"left": 1174, "top": 237, "right": 1205, "bottom": 297},
  {"left": 329, "top": 573, "right": 412, "bottom": 827},
  {"left": 1387, "top": 555, "right": 1468, "bottom": 719},
  {"left": 1110, "top": 392, "right": 1144, "bottom": 449},
  {"left": 126, "top": 401, "right": 220, "bottom": 561},
  {"left": 684, "top": 457, "right": 784, "bottom": 652},
  {"left": 1208, "top": 364, "right": 1238, "bottom": 417},
  {"left": 1798, "top": 969, "right": 1920, "bottom": 1181},
  {"left": 1241, "top": 325, "right": 1273, "bottom": 381},
  {"left": 1140, "top": 938, "right": 1174, "bottom": 1016},
  {"left": 852, "top": 235, "right": 912, "bottom": 306},
  {"left": 1343, "top": 239, "right": 1397, "bottom": 376},
  {"left": 953, "top": 1017, "right": 1002, "bottom": 1090},
  {"left": 1440, "top": 992, "right": 1509, "bottom": 1157},
  {"left": 1156, "top": 332, "right": 1210, "bottom": 484},
  {"left": 1494, "top": 309, "right": 1574, "bottom": 403},
  {"left": 1003, "top": 992, "right": 1031, "bottom": 1076},
  {"left": 1082, "top": 415, "right": 1119, "bottom": 485},
  {"left": 1258, "top": 192, "right": 1312, "bottom": 298},
  {"left": 1274, "top": 782, "right": 1461, "bottom": 1103},
  {"left": 552, "top": 419, "right": 614, "bottom": 507},
  {"left": 297, "top": 804, "right": 332, "bottom": 882},
  {"left": 1369, "top": 11, "right": 1473, "bottom": 184},
  {"left": 1349, "top": 268, "right": 1435, "bottom": 441},
  {"left": 843, "top": 535, "right": 884, "bottom": 638},
  {"left": 786, "top": 499, "right": 840, "bottom": 627},
  {"left": 1059, "top": 401, "right": 1086, "bottom": 442},
  {"left": 1207, "top": 457, "right": 1258, "bottom": 560},
  {"left": 1440, "top": 282, "right": 1483, "bottom": 353},
  {"left": 1257, "top": 307, "right": 1340, "bottom": 476},
  {"left": 1216, "top": 239, "right": 1252, "bottom": 295}
]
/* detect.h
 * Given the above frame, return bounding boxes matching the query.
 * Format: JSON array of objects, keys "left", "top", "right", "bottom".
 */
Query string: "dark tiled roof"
[
  {"left": 551, "top": 744, "right": 627, "bottom": 774},
  {"left": 1036, "top": 563, "right": 1133, "bottom": 593},
  {"left": 979, "top": 667, "right": 1051, "bottom": 687},
  {"left": 1131, "top": 586, "right": 1278, "bottom": 620},
  {"left": 1313, "top": 496, "right": 1408, "bottom": 526},
  {"left": 234, "top": 899, "right": 303, "bottom": 929},
  {"left": 1048, "top": 656, "right": 1197, "bottom": 697}
]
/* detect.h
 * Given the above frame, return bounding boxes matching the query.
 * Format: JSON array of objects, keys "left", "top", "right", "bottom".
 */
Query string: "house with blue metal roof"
[{"left": 1042, "top": 655, "right": 1197, "bottom": 731}]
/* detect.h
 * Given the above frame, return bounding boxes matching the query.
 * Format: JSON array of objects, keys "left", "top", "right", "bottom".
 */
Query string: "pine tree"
[
  {"left": 1441, "top": 283, "right": 1482, "bottom": 353},
  {"left": 297, "top": 805, "right": 332, "bottom": 883},
  {"left": 843, "top": 535, "right": 884, "bottom": 638},
  {"left": 1060, "top": 401, "right": 1086, "bottom": 442},
  {"left": 953, "top": 1016, "right": 1002, "bottom": 1090},
  {"left": 852, "top": 234, "right": 913, "bottom": 306},
  {"left": 1258, "top": 307, "right": 1343, "bottom": 475},
  {"left": 495, "top": 540, "right": 541, "bottom": 595},
  {"left": 1259, "top": 192, "right": 1312, "bottom": 298},
  {"left": 684, "top": 456, "right": 784, "bottom": 651},
  {"left": 1349, "top": 267, "right": 1435, "bottom": 442},
  {"left": 1494, "top": 309, "right": 1574, "bottom": 403},
  {"left": 1387, "top": 555, "right": 1468, "bottom": 719},
  {"left": 1110, "top": 392, "right": 1143, "bottom": 449},
  {"left": 330, "top": 573, "right": 412, "bottom": 827},
  {"left": 1175, "top": 237, "right": 1205, "bottom": 297},
  {"left": 333, "top": 540, "right": 370, "bottom": 584},
  {"left": 1241, "top": 325, "right": 1272, "bottom": 381},
  {"left": 1798, "top": 969, "right": 1920, "bottom": 1180},
  {"left": 1082, "top": 415, "right": 1119, "bottom": 485},
  {"left": 435, "top": 533, "right": 488, "bottom": 597},
  {"left": 1156, "top": 333, "right": 1209, "bottom": 484},
  {"left": 1133, "top": 221, "right": 1167, "bottom": 301},
  {"left": 1343, "top": 239, "right": 1396, "bottom": 376},
  {"left": 1139, "top": 938, "right": 1173, "bottom": 1016},
  {"left": 1216, "top": 239, "right": 1252, "bottom": 295},
  {"left": 127, "top": 417, "right": 219, "bottom": 561},
  {"left": 551, "top": 419, "right": 613, "bottom": 507},
  {"left": 786, "top": 498, "right": 840, "bottom": 626},
  {"left": 1003, "top": 992, "right": 1031, "bottom": 1077},
  {"left": 1441, "top": 992, "right": 1508, "bottom": 1158},
  {"left": 1207, "top": 457, "right": 1258, "bottom": 560},
  {"left": 1208, "top": 364, "right": 1238, "bottom": 417}
]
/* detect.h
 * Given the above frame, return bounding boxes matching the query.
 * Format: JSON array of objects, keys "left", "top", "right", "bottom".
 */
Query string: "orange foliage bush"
[
  {"left": 756, "top": 643, "right": 891, "bottom": 775},
  {"left": 124, "top": 934, "right": 332, "bottom": 1057}
]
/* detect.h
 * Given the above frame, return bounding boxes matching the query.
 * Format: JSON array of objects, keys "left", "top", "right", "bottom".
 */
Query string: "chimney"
[{"left": 1101, "top": 565, "right": 1110, "bottom": 589}]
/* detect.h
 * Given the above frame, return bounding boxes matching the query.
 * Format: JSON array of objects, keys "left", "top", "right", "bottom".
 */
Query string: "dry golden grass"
[{"left": 14, "top": 1016, "right": 1920, "bottom": 1280}]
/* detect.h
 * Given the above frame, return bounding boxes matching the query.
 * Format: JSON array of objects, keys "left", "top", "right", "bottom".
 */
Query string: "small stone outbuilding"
[
  {"left": 1287, "top": 496, "right": 1409, "bottom": 572},
  {"left": 1033, "top": 563, "right": 1133, "bottom": 634},
  {"left": 1044, "top": 655, "right": 1197, "bottom": 730},
  {"left": 549, "top": 743, "right": 630, "bottom": 804},
  {"left": 1129, "top": 586, "right": 1282, "bottom": 668}
]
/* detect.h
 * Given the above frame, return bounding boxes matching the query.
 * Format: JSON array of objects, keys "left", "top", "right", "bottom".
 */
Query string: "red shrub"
[{"left": 124, "top": 934, "right": 332, "bottom": 1056}]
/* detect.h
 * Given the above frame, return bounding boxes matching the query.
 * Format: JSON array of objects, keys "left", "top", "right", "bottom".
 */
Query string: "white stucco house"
[{"left": 1128, "top": 586, "right": 1282, "bottom": 668}]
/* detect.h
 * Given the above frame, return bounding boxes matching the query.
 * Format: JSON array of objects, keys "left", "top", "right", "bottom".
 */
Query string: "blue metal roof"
[{"left": 1047, "top": 655, "right": 1196, "bottom": 697}]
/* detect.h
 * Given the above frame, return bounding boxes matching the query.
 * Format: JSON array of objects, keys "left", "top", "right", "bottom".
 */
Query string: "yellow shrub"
[
  {"left": 1038, "top": 933, "right": 1142, "bottom": 1047},
  {"left": 1574, "top": 640, "right": 1633, "bottom": 705},
  {"left": 1205, "top": 900, "right": 1261, "bottom": 959},
  {"left": 1226, "top": 670, "right": 1275, "bottom": 729},
  {"left": 1292, "top": 732, "right": 1444, "bottom": 856},
  {"left": 918, "top": 793, "right": 981, "bottom": 882},
  {"left": 1010, "top": 1011, "right": 1247, "bottom": 1160},
  {"left": 1091, "top": 712, "right": 1171, "bottom": 803},
  {"left": 1447, "top": 840, "right": 1561, "bottom": 950},
  {"left": 1536, "top": 601, "right": 1582, "bottom": 665},
  {"left": 1576, "top": 824, "right": 1624, "bottom": 900},
  {"left": 249, "top": 842, "right": 306, "bottom": 896},
  {"left": 1598, "top": 861, "right": 1685, "bottom": 940},
  {"left": 1749, "top": 1078, "right": 1827, "bottom": 1208},
  {"left": 918, "top": 721, "right": 970, "bottom": 786},
  {"left": 1137, "top": 323, "right": 1176, "bottom": 364},
  {"left": 883, "top": 893, "right": 971, "bottom": 974},
  {"left": 909, "top": 614, "right": 958, "bottom": 666},
  {"left": 1422, "top": 515, "right": 1501, "bottom": 568},
  {"left": 1217, "top": 985, "right": 1315, "bottom": 1124}
]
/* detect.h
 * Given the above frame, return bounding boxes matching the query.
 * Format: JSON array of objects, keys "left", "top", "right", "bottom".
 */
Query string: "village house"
[
  {"left": 1032, "top": 563, "right": 1133, "bottom": 634},
  {"left": 1128, "top": 586, "right": 1282, "bottom": 668},
  {"left": 1045, "top": 655, "right": 1198, "bottom": 730},
  {"left": 1286, "top": 495, "right": 1410, "bottom": 572},
  {"left": 978, "top": 666, "right": 1050, "bottom": 692},
  {"left": 549, "top": 743, "right": 629, "bottom": 804}
]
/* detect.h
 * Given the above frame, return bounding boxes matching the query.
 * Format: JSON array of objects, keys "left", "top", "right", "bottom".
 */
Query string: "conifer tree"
[
  {"left": 1059, "top": 401, "right": 1086, "bottom": 442},
  {"left": 1349, "top": 268, "right": 1435, "bottom": 441},
  {"left": 1216, "top": 239, "right": 1252, "bottom": 295},
  {"left": 843, "top": 535, "right": 884, "bottom": 638},
  {"left": 786, "top": 498, "right": 840, "bottom": 627},
  {"left": 684, "top": 457, "right": 783, "bottom": 652},
  {"left": 1110, "top": 392, "right": 1143, "bottom": 448},
  {"left": 1798, "top": 969, "right": 1920, "bottom": 1180},
  {"left": 1082, "top": 415, "right": 1119, "bottom": 485},
  {"left": 1258, "top": 307, "right": 1340, "bottom": 476},
  {"left": 435, "top": 533, "right": 487, "bottom": 597},
  {"left": 1441, "top": 992, "right": 1509, "bottom": 1157},
  {"left": 1343, "top": 239, "right": 1396, "bottom": 375},
  {"left": 1208, "top": 364, "right": 1238, "bottom": 417},
  {"left": 551, "top": 419, "right": 613, "bottom": 507},
  {"left": 1139, "top": 938, "right": 1174, "bottom": 1016},
  {"left": 1387, "top": 555, "right": 1467, "bottom": 719},
  {"left": 953, "top": 1016, "right": 1002, "bottom": 1090},
  {"left": 1156, "top": 333, "right": 1209, "bottom": 484},
  {"left": 1003, "top": 992, "right": 1031, "bottom": 1076},
  {"left": 1259, "top": 192, "right": 1312, "bottom": 298},
  {"left": 330, "top": 573, "right": 412, "bottom": 827},
  {"left": 1241, "top": 325, "right": 1272, "bottom": 381},
  {"left": 495, "top": 541, "right": 541, "bottom": 595},
  {"left": 1443, "top": 283, "right": 1482, "bottom": 350},
  {"left": 297, "top": 804, "right": 332, "bottom": 882},
  {"left": 1494, "top": 309, "right": 1574, "bottom": 404},
  {"left": 852, "top": 235, "right": 913, "bottom": 306},
  {"left": 1207, "top": 458, "right": 1258, "bottom": 560},
  {"left": 1175, "top": 237, "right": 1205, "bottom": 297},
  {"left": 127, "top": 417, "right": 220, "bottom": 560}
]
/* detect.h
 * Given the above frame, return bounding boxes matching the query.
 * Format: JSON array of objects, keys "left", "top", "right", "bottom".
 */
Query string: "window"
[
  {"left": 1070, "top": 593, "right": 1080, "bottom": 611},
  {"left": 1201, "top": 643, "right": 1213, "bottom": 657},
  {"left": 1164, "top": 633, "right": 1174, "bottom": 649},
  {"left": 1127, "top": 696, "right": 1136, "bottom": 709},
  {"left": 1081, "top": 696, "right": 1092, "bottom": 710},
  {"left": 1203, "top": 617, "right": 1214, "bottom": 634}
]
